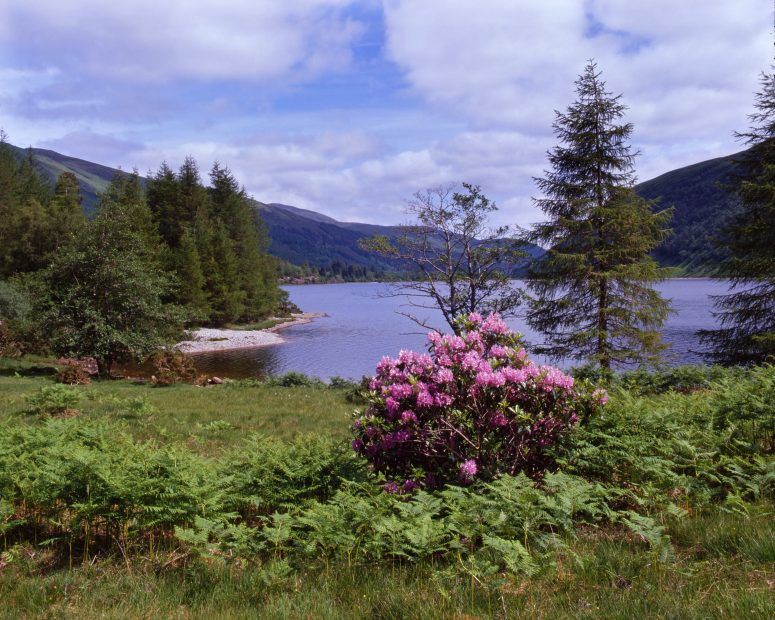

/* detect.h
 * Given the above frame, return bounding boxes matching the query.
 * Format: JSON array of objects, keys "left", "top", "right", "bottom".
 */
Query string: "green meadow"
[{"left": 0, "top": 361, "right": 773, "bottom": 619}]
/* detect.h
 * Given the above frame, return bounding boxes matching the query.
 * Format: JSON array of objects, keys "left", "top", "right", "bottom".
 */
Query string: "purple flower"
[
  {"left": 351, "top": 439, "right": 364, "bottom": 452},
  {"left": 385, "top": 397, "right": 400, "bottom": 414},
  {"left": 401, "top": 410, "right": 418, "bottom": 424},
  {"left": 459, "top": 459, "right": 478, "bottom": 481},
  {"left": 402, "top": 479, "right": 418, "bottom": 492},
  {"left": 384, "top": 481, "right": 400, "bottom": 494},
  {"left": 491, "top": 413, "right": 508, "bottom": 427}
]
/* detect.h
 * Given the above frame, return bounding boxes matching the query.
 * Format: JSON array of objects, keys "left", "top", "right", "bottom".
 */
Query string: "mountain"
[
  {"left": 11, "top": 144, "right": 747, "bottom": 275},
  {"left": 10, "top": 145, "right": 124, "bottom": 213},
  {"left": 635, "top": 150, "right": 743, "bottom": 274}
]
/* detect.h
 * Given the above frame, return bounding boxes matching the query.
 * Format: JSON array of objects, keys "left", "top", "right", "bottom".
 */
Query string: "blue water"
[{"left": 191, "top": 279, "right": 728, "bottom": 380}]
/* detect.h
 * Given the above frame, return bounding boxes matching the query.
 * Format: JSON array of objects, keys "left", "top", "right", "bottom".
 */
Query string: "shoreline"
[{"left": 176, "top": 312, "right": 325, "bottom": 355}]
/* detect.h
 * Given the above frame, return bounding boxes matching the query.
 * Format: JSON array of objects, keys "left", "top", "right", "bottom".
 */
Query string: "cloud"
[
  {"left": 1, "top": 1, "right": 771, "bottom": 229},
  {"left": 382, "top": 0, "right": 772, "bottom": 174},
  {"left": 39, "top": 131, "right": 146, "bottom": 167},
  {"left": 0, "top": 0, "right": 363, "bottom": 83}
]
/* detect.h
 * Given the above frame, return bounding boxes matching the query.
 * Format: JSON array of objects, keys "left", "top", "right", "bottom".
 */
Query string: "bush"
[
  {"left": 55, "top": 364, "right": 92, "bottom": 386},
  {"left": 265, "top": 372, "right": 325, "bottom": 388},
  {"left": 25, "top": 384, "right": 82, "bottom": 416},
  {"left": 149, "top": 350, "right": 198, "bottom": 385},
  {"left": 351, "top": 313, "right": 604, "bottom": 490}
]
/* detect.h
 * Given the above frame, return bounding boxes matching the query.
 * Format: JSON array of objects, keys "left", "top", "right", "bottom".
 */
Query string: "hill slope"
[{"left": 635, "top": 151, "right": 743, "bottom": 274}]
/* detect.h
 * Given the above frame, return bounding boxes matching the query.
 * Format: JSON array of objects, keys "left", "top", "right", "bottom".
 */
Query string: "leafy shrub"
[
  {"left": 352, "top": 313, "right": 604, "bottom": 489},
  {"left": 265, "top": 372, "right": 325, "bottom": 388},
  {"left": 614, "top": 365, "right": 735, "bottom": 395},
  {"left": 329, "top": 375, "right": 369, "bottom": 404},
  {"left": 148, "top": 350, "right": 198, "bottom": 385},
  {"left": 711, "top": 364, "right": 775, "bottom": 453},
  {"left": 25, "top": 384, "right": 82, "bottom": 416},
  {"left": 219, "top": 434, "right": 364, "bottom": 516}
]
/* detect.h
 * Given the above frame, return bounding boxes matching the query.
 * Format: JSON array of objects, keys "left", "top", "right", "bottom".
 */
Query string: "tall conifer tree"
[
  {"left": 525, "top": 61, "right": 672, "bottom": 370},
  {"left": 699, "top": 69, "right": 775, "bottom": 365}
]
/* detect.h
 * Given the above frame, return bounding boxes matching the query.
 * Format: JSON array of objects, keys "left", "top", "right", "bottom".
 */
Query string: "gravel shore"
[{"left": 176, "top": 312, "right": 324, "bottom": 354}]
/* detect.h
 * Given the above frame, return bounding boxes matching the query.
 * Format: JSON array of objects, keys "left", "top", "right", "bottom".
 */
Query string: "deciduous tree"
[{"left": 362, "top": 183, "right": 525, "bottom": 334}]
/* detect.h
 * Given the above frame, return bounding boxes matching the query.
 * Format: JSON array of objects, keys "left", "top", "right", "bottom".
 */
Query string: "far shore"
[{"left": 176, "top": 312, "right": 325, "bottom": 354}]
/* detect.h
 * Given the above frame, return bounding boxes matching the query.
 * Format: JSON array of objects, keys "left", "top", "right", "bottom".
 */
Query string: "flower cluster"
[{"left": 352, "top": 313, "right": 604, "bottom": 490}]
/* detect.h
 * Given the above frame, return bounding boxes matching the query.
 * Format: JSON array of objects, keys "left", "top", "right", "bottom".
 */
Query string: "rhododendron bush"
[{"left": 352, "top": 313, "right": 605, "bottom": 490}]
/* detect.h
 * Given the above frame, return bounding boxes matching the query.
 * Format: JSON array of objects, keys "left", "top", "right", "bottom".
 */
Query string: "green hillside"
[{"left": 635, "top": 150, "right": 743, "bottom": 274}]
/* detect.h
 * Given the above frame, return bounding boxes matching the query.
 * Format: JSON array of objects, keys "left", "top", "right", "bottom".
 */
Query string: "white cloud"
[
  {"left": 382, "top": 0, "right": 772, "bottom": 182},
  {"left": 0, "top": 0, "right": 363, "bottom": 82}
]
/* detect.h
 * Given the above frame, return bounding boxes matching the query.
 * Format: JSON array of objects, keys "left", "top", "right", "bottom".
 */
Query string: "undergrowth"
[{"left": 0, "top": 363, "right": 773, "bottom": 617}]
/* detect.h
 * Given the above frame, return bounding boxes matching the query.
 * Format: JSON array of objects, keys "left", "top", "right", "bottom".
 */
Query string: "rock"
[{"left": 210, "top": 376, "right": 224, "bottom": 385}]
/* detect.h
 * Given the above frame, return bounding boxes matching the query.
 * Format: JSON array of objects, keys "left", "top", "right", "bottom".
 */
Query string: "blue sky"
[{"left": 0, "top": 0, "right": 771, "bottom": 226}]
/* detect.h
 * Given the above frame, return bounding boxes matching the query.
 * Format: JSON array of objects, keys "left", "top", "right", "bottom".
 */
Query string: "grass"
[
  {"left": 0, "top": 374, "right": 353, "bottom": 455},
  {"left": 1, "top": 504, "right": 772, "bottom": 619},
  {"left": 0, "top": 359, "right": 773, "bottom": 618}
]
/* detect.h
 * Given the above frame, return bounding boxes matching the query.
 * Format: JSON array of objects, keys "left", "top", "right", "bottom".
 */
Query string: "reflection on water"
[{"left": 190, "top": 279, "right": 730, "bottom": 381}]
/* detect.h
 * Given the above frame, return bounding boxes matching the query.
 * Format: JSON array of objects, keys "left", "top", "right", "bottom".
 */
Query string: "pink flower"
[
  {"left": 436, "top": 368, "right": 454, "bottom": 383},
  {"left": 461, "top": 350, "right": 485, "bottom": 372},
  {"left": 489, "top": 344, "right": 510, "bottom": 359},
  {"left": 475, "top": 370, "right": 505, "bottom": 387},
  {"left": 491, "top": 413, "right": 508, "bottom": 427},
  {"left": 389, "top": 383, "right": 413, "bottom": 400},
  {"left": 592, "top": 388, "right": 609, "bottom": 405},
  {"left": 385, "top": 397, "right": 400, "bottom": 414},
  {"left": 481, "top": 313, "right": 508, "bottom": 334},
  {"left": 401, "top": 410, "right": 418, "bottom": 424},
  {"left": 468, "top": 312, "right": 483, "bottom": 325},
  {"left": 459, "top": 459, "right": 478, "bottom": 480},
  {"left": 416, "top": 390, "right": 435, "bottom": 408}
]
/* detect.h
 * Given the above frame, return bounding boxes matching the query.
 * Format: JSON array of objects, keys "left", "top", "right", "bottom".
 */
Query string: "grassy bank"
[{"left": 0, "top": 362, "right": 773, "bottom": 618}]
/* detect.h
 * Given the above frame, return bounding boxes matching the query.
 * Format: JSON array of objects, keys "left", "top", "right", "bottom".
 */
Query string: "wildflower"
[
  {"left": 384, "top": 481, "right": 400, "bottom": 494},
  {"left": 459, "top": 459, "right": 478, "bottom": 481},
  {"left": 401, "top": 410, "right": 418, "bottom": 424}
]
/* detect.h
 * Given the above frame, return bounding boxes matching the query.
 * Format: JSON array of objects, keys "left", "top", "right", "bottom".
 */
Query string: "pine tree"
[
  {"left": 699, "top": 69, "right": 775, "bottom": 365},
  {"left": 525, "top": 61, "right": 673, "bottom": 370},
  {"left": 47, "top": 172, "right": 86, "bottom": 250},
  {"left": 174, "top": 226, "right": 210, "bottom": 319},
  {"left": 208, "top": 163, "right": 279, "bottom": 321}
]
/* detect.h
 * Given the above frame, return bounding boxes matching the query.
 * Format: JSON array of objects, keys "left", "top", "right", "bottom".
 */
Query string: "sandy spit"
[{"left": 176, "top": 312, "right": 325, "bottom": 354}]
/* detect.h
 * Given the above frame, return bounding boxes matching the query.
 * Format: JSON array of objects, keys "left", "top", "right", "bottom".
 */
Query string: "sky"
[{"left": 0, "top": 0, "right": 772, "bottom": 227}]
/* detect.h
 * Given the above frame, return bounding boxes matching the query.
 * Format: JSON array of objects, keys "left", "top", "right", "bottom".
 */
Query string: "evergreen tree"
[
  {"left": 99, "top": 169, "right": 163, "bottom": 264},
  {"left": 47, "top": 172, "right": 86, "bottom": 250},
  {"left": 174, "top": 226, "right": 210, "bottom": 319},
  {"left": 699, "top": 69, "right": 775, "bottom": 365},
  {"left": 525, "top": 61, "right": 672, "bottom": 370},
  {"left": 0, "top": 137, "right": 54, "bottom": 276},
  {"left": 209, "top": 163, "right": 279, "bottom": 320}
]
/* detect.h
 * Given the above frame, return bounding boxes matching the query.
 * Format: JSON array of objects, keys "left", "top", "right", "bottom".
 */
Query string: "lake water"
[{"left": 190, "top": 279, "right": 729, "bottom": 380}]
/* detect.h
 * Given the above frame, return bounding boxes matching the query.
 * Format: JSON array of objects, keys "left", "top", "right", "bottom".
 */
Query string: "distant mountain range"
[{"left": 11, "top": 144, "right": 743, "bottom": 275}]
